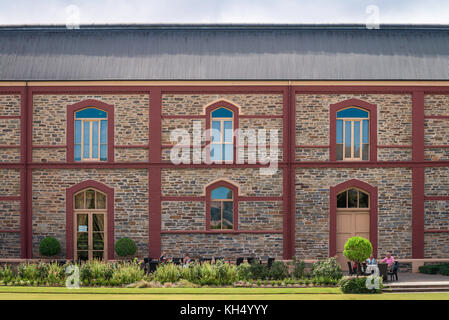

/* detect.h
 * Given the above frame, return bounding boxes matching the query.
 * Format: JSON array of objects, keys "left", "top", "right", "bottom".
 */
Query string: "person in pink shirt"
[{"left": 382, "top": 252, "right": 395, "bottom": 267}]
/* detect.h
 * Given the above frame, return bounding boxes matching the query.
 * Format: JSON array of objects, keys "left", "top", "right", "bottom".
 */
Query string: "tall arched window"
[
  {"left": 210, "top": 107, "right": 234, "bottom": 162},
  {"left": 205, "top": 180, "right": 239, "bottom": 231},
  {"left": 74, "top": 188, "right": 107, "bottom": 261},
  {"left": 336, "top": 107, "right": 369, "bottom": 161},
  {"left": 75, "top": 108, "right": 108, "bottom": 161},
  {"left": 210, "top": 186, "right": 234, "bottom": 229}
]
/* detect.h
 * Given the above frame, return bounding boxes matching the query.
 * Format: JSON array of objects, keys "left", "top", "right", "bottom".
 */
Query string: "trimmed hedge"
[
  {"left": 39, "top": 237, "right": 61, "bottom": 257},
  {"left": 339, "top": 276, "right": 383, "bottom": 294},
  {"left": 419, "top": 263, "right": 449, "bottom": 275},
  {"left": 114, "top": 238, "right": 137, "bottom": 257}
]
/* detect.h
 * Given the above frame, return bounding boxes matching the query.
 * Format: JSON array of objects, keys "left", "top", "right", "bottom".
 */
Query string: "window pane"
[
  {"left": 337, "top": 191, "right": 347, "bottom": 208},
  {"left": 77, "top": 251, "right": 88, "bottom": 261},
  {"left": 362, "top": 120, "right": 369, "bottom": 144},
  {"left": 211, "top": 121, "right": 221, "bottom": 142},
  {"left": 224, "top": 121, "right": 233, "bottom": 142},
  {"left": 93, "top": 233, "right": 104, "bottom": 250},
  {"left": 362, "top": 143, "right": 369, "bottom": 161},
  {"left": 223, "top": 202, "right": 233, "bottom": 229},
  {"left": 83, "top": 121, "right": 90, "bottom": 159},
  {"left": 337, "top": 108, "right": 368, "bottom": 118},
  {"left": 345, "top": 121, "right": 352, "bottom": 158},
  {"left": 92, "top": 121, "right": 99, "bottom": 159},
  {"left": 336, "top": 144, "right": 343, "bottom": 161},
  {"left": 77, "top": 214, "right": 88, "bottom": 232},
  {"left": 75, "top": 120, "right": 82, "bottom": 143},
  {"left": 75, "top": 145, "right": 81, "bottom": 161},
  {"left": 211, "top": 108, "right": 233, "bottom": 118},
  {"left": 75, "top": 108, "right": 107, "bottom": 119},
  {"left": 354, "top": 121, "right": 360, "bottom": 158},
  {"left": 211, "top": 187, "right": 232, "bottom": 200},
  {"left": 96, "top": 192, "right": 106, "bottom": 209},
  {"left": 100, "top": 120, "right": 108, "bottom": 143},
  {"left": 348, "top": 189, "right": 358, "bottom": 208},
  {"left": 75, "top": 192, "right": 84, "bottom": 209},
  {"left": 93, "top": 251, "right": 104, "bottom": 260},
  {"left": 359, "top": 191, "right": 369, "bottom": 208},
  {"left": 336, "top": 120, "right": 343, "bottom": 143},
  {"left": 93, "top": 214, "right": 104, "bottom": 232},
  {"left": 77, "top": 233, "right": 88, "bottom": 251},
  {"left": 100, "top": 145, "right": 107, "bottom": 161},
  {"left": 211, "top": 144, "right": 222, "bottom": 161},
  {"left": 86, "top": 189, "right": 95, "bottom": 209},
  {"left": 223, "top": 144, "right": 233, "bottom": 161},
  {"left": 210, "top": 202, "right": 221, "bottom": 229}
]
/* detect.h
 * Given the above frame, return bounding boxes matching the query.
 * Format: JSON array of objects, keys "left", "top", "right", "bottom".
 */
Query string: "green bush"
[
  {"left": 311, "top": 258, "right": 342, "bottom": 280},
  {"left": 339, "top": 276, "right": 383, "bottom": 294},
  {"left": 114, "top": 238, "right": 137, "bottom": 257},
  {"left": 39, "top": 237, "right": 61, "bottom": 257},
  {"left": 268, "top": 261, "right": 289, "bottom": 280},
  {"left": 236, "top": 263, "right": 251, "bottom": 281},
  {"left": 111, "top": 260, "right": 145, "bottom": 285},
  {"left": 249, "top": 262, "right": 268, "bottom": 280},
  {"left": 343, "top": 236, "right": 373, "bottom": 263},
  {"left": 292, "top": 257, "right": 306, "bottom": 279},
  {"left": 152, "top": 263, "right": 181, "bottom": 283},
  {"left": 419, "top": 263, "right": 449, "bottom": 275},
  {"left": 439, "top": 266, "right": 449, "bottom": 276}
]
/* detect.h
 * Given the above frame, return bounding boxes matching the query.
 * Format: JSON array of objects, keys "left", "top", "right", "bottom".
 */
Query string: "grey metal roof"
[{"left": 0, "top": 24, "right": 449, "bottom": 81}]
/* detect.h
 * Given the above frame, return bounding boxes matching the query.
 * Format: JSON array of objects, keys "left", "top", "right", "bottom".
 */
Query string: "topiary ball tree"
[
  {"left": 114, "top": 238, "right": 137, "bottom": 258},
  {"left": 39, "top": 237, "right": 61, "bottom": 257},
  {"left": 343, "top": 236, "right": 373, "bottom": 263}
]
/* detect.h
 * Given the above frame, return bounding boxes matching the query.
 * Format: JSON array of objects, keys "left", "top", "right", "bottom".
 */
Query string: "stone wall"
[
  {"left": 295, "top": 94, "right": 412, "bottom": 161},
  {"left": 31, "top": 169, "right": 149, "bottom": 258},
  {"left": 161, "top": 233, "right": 283, "bottom": 259},
  {"left": 0, "top": 233, "right": 20, "bottom": 258},
  {"left": 295, "top": 167, "right": 412, "bottom": 259}
]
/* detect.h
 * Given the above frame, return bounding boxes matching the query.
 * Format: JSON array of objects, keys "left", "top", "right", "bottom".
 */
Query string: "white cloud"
[{"left": 0, "top": 0, "right": 448, "bottom": 25}]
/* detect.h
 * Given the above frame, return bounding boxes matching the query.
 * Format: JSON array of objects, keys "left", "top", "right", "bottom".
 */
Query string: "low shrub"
[
  {"left": 268, "top": 261, "right": 289, "bottom": 280},
  {"left": 339, "top": 276, "right": 383, "bottom": 294},
  {"left": 311, "top": 257, "right": 342, "bottom": 281},
  {"left": 39, "top": 237, "right": 61, "bottom": 257},
  {"left": 249, "top": 262, "right": 268, "bottom": 280},
  {"left": 152, "top": 262, "right": 181, "bottom": 283},
  {"left": 236, "top": 263, "right": 251, "bottom": 281},
  {"left": 419, "top": 263, "right": 449, "bottom": 275},
  {"left": 114, "top": 238, "right": 137, "bottom": 257},
  {"left": 439, "top": 266, "right": 449, "bottom": 276},
  {"left": 110, "top": 260, "right": 145, "bottom": 285},
  {"left": 292, "top": 257, "right": 306, "bottom": 279}
]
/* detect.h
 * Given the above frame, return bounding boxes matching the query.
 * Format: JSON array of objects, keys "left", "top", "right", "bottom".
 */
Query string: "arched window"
[
  {"left": 73, "top": 188, "right": 107, "bottom": 261},
  {"left": 210, "top": 186, "right": 234, "bottom": 229},
  {"left": 337, "top": 188, "right": 369, "bottom": 208},
  {"left": 74, "top": 108, "right": 108, "bottom": 161},
  {"left": 210, "top": 107, "right": 234, "bottom": 162},
  {"left": 336, "top": 107, "right": 369, "bottom": 161}
]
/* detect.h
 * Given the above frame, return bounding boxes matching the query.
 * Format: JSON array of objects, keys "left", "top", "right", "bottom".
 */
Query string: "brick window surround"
[
  {"left": 66, "top": 180, "right": 115, "bottom": 260},
  {"left": 329, "top": 179, "right": 378, "bottom": 258},
  {"left": 205, "top": 101, "right": 239, "bottom": 163},
  {"left": 205, "top": 180, "right": 239, "bottom": 231},
  {"left": 67, "top": 99, "right": 115, "bottom": 163},
  {"left": 330, "top": 98, "right": 377, "bottom": 162}
]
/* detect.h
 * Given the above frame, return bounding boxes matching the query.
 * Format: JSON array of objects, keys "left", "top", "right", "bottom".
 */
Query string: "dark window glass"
[
  {"left": 337, "top": 191, "right": 347, "bottom": 208},
  {"left": 222, "top": 202, "right": 234, "bottom": 229},
  {"left": 210, "top": 201, "right": 221, "bottom": 229},
  {"left": 336, "top": 144, "right": 344, "bottom": 161},
  {"left": 359, "top": 191, "right": 369, "bottom": 208},
  {"left": 348, "top": 189, "right": 358, "bottom": 208}
]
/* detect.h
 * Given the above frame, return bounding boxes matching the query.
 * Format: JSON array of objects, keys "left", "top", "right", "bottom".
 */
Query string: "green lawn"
[{"left": 0, "top": 286, "right": 448, "bottom": 300}]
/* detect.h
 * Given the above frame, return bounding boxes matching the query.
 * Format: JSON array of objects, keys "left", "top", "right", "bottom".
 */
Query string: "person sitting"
[
  {"left": 352, "top": 261, "right": 358, "bottom": 274},
  {"left": 183, "top": 253, "right": 191, "bottom": 267},
  {"left": 382, "top": 252, "right": 395, "bottom": 271},
  {"left": 159, "top": 251, "right": 168, "bottom": 263},
  {"left": 366, "top": 254, "right": 377, "bottom": 265}
]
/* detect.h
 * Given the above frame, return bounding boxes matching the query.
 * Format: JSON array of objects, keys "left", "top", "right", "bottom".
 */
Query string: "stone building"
[{"left": 0, "top": 24, "right": 449, "bottom": 263}]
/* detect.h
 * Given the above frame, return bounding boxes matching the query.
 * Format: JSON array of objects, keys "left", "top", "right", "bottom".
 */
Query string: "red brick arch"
[
  {"left": 67, "top": 99, "right": 115, "bottom": 163},
  {"left": 66, "top": 180, "right": 114, "bottom": 260},
  {"left": 205, "top": 180, "right": 239, "bottom": 231},
  {"left": 329, "top": 98, "right": 377, "bottom": 162},
  {"left": 329, "top": 179, "right": 378, "bottom": 258}
]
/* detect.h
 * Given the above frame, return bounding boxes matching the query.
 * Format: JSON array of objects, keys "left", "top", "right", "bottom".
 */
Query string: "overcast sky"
[{"left": 0, "top": 0, "right": 448, "bottom": 25}]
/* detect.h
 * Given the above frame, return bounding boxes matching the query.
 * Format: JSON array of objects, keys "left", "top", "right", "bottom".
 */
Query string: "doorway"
[
  {"left": 335, "top": 188, "right": 370, "bottom": 266},
  {"left": 74, "top": 189, "right": 107, "bottom": 261}
]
